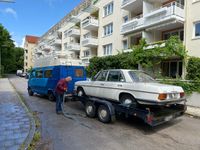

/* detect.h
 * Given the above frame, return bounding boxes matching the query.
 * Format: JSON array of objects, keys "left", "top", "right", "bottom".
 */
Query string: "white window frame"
[
  {"left": 103, "top": 2, "right": 114, "bottom": 17},
  {"left": 103, "top": 23, "right": 113, "bottom": 37},
  {"left": 194, "top": 21, "right": 200, "bottom": 39},
  {"left": 103, "top": 43, "right": 112, "bottom": 56},
  {"left": 122, "top": 40, "right": 128, "bottom": 49},
  {"left": 83, "top": 50, "right": 90, "bottom": 57}
]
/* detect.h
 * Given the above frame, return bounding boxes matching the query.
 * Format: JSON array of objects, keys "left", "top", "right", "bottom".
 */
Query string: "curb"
[
  {"left": 185, "top": 105, "right": 200, "bottom": 118},
  {"left": 9, "top": 79, "right": 36, "bottom": 150}
]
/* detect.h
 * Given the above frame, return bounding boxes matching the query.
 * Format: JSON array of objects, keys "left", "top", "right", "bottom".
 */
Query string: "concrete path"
[{"left": 0, "top": 78, "right": 31, "bottom": 150}]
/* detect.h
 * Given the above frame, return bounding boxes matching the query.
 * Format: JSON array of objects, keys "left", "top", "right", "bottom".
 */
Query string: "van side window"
[
  {"left": 36, "top": 70, "right": 43, "bottom": 78},
  {"left": 75, "top": 69, "right": 83, "bottom": 77},
  {"left": 44, "top": 70, "right": 53, "bottom": 78},
  {"left": 31, "top": 70, "right": 36, "bottom": 78}
]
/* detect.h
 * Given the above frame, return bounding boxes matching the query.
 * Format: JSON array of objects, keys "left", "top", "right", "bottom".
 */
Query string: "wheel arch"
[{"left": 119, "top": 92, "right": 136, "bottom": 102}]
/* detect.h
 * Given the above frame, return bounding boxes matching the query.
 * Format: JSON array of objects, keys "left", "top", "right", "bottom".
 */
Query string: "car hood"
[{"left": 135, "top": 82, "right": 184, "bottom": 93}]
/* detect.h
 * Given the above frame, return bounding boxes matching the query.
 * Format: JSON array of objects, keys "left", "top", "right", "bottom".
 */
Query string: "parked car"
[
  {"left": 28, "top": 65, "right": 86, "bottom": 101},
  {"left": 16, "top": 70, "right": 23, "bottom": 76},
  {"left": 19, "top": 72, "right": 26, "bottom": 77},
  {"left": 75, "top": 69, "right": 186, "bottom": 106}
]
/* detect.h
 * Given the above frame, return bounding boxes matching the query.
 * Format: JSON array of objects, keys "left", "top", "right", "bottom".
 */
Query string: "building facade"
[
  {"left": 33, "top": 0, "right": 199, "bottom": 78},
  {"left": 24, "top": 35, "right": 39, "bottom": 72}
]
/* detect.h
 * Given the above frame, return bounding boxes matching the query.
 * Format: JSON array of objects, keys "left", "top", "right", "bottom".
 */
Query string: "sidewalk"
[{"left": 0, "top": 78, "right": 31, "bottom": 150}]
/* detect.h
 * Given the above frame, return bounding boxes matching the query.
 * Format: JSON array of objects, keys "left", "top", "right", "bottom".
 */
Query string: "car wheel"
[
  {"left": 97, "top": 105, "right": 111, "bottom": 123},
  {"left": 28, "top": 88, "right": 34, "bottom": 96},
  {"left": 48, "top": 92, "right": 55, "bottom": 101},
  {"left": 85, "top": 101, "right": 96, "bottom": 118},
  {"left": 120, "top": 94, "right": 137, "bottom": 106},
  {"left": 77, "top": 87, "right": 86, "bottom": 97}
]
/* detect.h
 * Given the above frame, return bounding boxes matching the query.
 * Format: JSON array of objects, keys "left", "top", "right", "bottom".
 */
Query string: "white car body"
[{"left": 75, "top": 69, "right": 186, "bottom": 105}]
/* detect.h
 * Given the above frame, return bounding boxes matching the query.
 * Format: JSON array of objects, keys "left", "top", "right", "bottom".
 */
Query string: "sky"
[{"left": 0, "top": 0, "right": 81, "bottom": 47}]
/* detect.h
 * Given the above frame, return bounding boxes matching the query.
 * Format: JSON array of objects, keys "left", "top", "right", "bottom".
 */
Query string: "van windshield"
[{"left": 129, "top": 71, "right": 156, "bottom": 83}]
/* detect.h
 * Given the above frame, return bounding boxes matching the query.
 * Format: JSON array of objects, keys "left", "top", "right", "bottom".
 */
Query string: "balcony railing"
[
  {"left": 82, "top": 17, "right": 99, "bottom": 30},
  {"left": 67, "top": 28, "right": 80, "bottom": 37},
  {"left": 82, "top": 37, "right": 98, "bottom": 47},
  {"left": 66, "top": 43, "right": 80, "bottom": 51},
  {"left": 51, "top": 38, "right": 62, "bottom": 46},
  {"left": 41, "top": 45, "right": 52, "bottom": 51},
  {"left": 121, "top": 2, "right": 184, "bottom": 35}
]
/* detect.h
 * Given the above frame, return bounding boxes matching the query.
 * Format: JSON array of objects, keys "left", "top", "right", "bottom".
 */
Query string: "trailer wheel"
[
  {"left": 120, "top": 94, "right": 137, "bottom": 106},
  {"left": 97, "top": 105, "right": 111, "bottom": 123},
  {"left": 85, "top": 101, "right": 96, "bottom": 118},
  {"left": 77, "top": 87, "right": 86, "bottom": 97},
  {"left": 28, "top": 88, "right": 34, "bottom": 96},
  {"left": 48, "top": 92, "right": 55, "bottom": 101}
]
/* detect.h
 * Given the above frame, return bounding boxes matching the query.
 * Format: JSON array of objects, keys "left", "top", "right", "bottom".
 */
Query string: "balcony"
[
  {"left": 67, "top": 28, "right": 80, "bottom": 37},
  {"left": 81, "top": 56, "right": 94, "bottom": 64},
  {"left": 66, "top": 43, "right": 80, "bottom": 51},
  {"left": 121, "top": 0, "right": 142, "bottom": 11},
  {"left": 41, "top": 45, "right": 52, "bottom": 51},
  {"left": 82, "top": 17, "right": 99, "bottom": 30},
  {"left": 121, "top": 2, "right": 184, "bottom": 35},
  {"left": 82, "top": 37, "right": 98, "bottom": 47},
  {"left": 51, "top": 39, "right": 62, "bottom": 46}
]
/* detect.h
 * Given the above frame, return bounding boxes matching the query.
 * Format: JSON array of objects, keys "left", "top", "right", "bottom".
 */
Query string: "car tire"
[
  {"left": 77, "top": 87, "right": 86, "bottom": 97},
  {"left": 85, "top": 101, "right": 96, "bottom": 118},
  {"left": 28, "top": 88, "right": 34, "bottom": 96},
  {"left": 120, "top": 94, "right": 138, "bottom": 106},
  {"left": 48, "top": 92, "right": 55, "bottom": 101},
  {"left": 97, "top": 105, "right": 111, "bottom": 123}
]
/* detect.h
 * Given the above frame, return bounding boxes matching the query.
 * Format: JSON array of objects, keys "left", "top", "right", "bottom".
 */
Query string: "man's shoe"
[{"left": 56, "top": 111, "right": 62, "bottom": 115}]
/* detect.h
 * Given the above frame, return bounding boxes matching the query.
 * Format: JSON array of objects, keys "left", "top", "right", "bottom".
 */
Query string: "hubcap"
[
  {"left": 86, "top": 106, "right": 93, "bottom": 114},
  {"left": 124, "top": 99, "right": 132, "bottom": 104},
  {"left": 78, "top": 90, "right": 83, "bottom": 96},
  {"left": 99, "top": 109, "right": 107, "bottom": 119}
]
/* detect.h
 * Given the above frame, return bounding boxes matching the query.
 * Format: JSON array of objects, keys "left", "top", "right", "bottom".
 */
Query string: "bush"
[{"left": 187, "top": 57, "right": 200, "bottom": 81}]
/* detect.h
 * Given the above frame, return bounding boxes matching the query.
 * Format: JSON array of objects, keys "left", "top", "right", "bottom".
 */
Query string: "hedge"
[{"left": 187, "top": 57, "right": 200, "bottom": 81}]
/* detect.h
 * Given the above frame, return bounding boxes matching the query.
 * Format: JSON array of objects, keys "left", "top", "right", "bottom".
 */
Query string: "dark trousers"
[{"left": 56, "top": 93, "right": 63, "bottom": 112}]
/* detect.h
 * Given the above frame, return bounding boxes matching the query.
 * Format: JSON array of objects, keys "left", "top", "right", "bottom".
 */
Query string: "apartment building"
[
  {"left": 33, "top": 0, "right": 200, "bottom": 78},
  {"left": 185, "top": 0, "right": 200, "bottom": 58},
  {"left": 24, "top": 35, "right": 39, "bottom": 72}
]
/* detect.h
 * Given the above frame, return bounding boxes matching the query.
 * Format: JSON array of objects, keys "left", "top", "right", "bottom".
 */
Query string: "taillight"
[
  {"left": 158, "top": 93, "right": 167, "bottom": 100},
  {"left": 180, "top": 92, "right": 185, "bottom": 98}
]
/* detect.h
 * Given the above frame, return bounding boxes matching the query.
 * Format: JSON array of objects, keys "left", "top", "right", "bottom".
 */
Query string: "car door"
[
  {"left": 103, "top": 71, "right": 126, "bottom": 100},
  {"left": 86, "top": 70, "right": 108, "bottom": 98}
]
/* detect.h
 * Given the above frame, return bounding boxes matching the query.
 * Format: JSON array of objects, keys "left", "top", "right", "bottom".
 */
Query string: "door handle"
[{"left": 117, "top": 84, "right": 122, "bottom": 87}]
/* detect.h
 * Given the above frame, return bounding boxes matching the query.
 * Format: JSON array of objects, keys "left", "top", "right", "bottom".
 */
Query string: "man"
[{"left": 55, "top": 76, "right": 72, "bottom": 114}]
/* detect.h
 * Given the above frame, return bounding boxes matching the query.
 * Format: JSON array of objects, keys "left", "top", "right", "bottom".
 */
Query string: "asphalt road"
[{"left": 9, "top": 75, "right": 200, "bottom": 150}]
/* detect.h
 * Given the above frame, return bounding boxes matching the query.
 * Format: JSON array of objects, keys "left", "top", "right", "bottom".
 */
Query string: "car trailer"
[{"left": 64, "top": 94, "right": 187, "bottom": 127}]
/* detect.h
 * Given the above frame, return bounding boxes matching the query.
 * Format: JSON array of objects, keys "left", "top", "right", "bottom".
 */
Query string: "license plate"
[{"left": 165, "top": 115, "right": 173, "bottom": 121}]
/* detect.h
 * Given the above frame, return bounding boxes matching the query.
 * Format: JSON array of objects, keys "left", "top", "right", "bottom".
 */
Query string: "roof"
[{"left": 25, "top": 35, "right": 39, "bottom": 44}]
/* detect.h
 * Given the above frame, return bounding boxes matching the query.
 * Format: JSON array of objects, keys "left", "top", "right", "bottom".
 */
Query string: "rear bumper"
[{"left": 137, "top": 98, "right": 186, "bottom": 106}]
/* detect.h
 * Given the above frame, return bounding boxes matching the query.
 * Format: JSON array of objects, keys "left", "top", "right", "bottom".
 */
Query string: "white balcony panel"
[
  {"left": 67, "top": 28, "right": 80, "bottom": 37},
  {"left": 51, "top": 39, "right": 62, "bottom": 46},
  {"left": 82, "top": 37, "right": 98, "bottom": 47},
  {"left": 82, "top": 17, "right": 99, "bottom": 30},
  {"left": 42, "top": 45, "right": 52, "bottom": 51},
  {"left": 121, "top": 0, "right": 142, "bottom": 11},
  {"left": 121, "top": 2, "right": 184, "bottom": 35},
  {"left": 66, "top": 43, "right": 80, "bottom": 51}
]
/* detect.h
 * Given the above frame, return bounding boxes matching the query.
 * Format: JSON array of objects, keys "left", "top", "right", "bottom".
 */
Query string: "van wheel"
[
  {"left": 120, "top": 94, "right": 137, "bottom": 106},
  {"left": 85, "top": 101, "right": 96, "bottom": 118},
  {"left": 48, "top": 92, "right": 55, "bottom": 101},
  {"left": 97, "top": 105, "right": 111, "bottom": 123},
  {"left": 77, "top": 87, "right": 86, "bottom": 97},
  {"left": 28, "top": 88, "right": 34, "bottom": 96}
]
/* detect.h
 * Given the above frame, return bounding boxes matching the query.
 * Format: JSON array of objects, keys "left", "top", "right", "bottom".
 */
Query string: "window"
[
  {"left": 103, "top": 44, "right": 112, "bottom": 56},
  {"left": 84, "top": 33, "right": 90, "bottom": 39},
  {"left": 96, "top": 71, "right": 108, "bottom": 81},
  {"left": 107, "top": 71, "right": 124, "bottom": 82},
  {"left": 31, "top": 70, "right": 36, "bottom": 78},
  {"left": 36, "top": 70, "right": 43, "bottom": 78},
  {"left": 83, "top": 50, "right": 90, "bottom": 57},
  {"left": 194, "top": 22, "right": 200, "bottom": 37},
  {"left": 104, "top": 2, "right": 113, "bottom": 17},
  {"left": 123, "top": 40, "right": 128, "bottom": 49},
  {"left": 163, "top": 29, "right": 184, "bottom": 41},
  {"left": 103, "top": 23, "right": 113, "bottom": 36},
  {"left": 75, "top": 69, "right": 84, "bottom": 77},
  {"left": 123, "top": 16, "right": 128, "bottom": 23},
  {"left": 44, "top": 70, "right": 52, "bottom": 78}
]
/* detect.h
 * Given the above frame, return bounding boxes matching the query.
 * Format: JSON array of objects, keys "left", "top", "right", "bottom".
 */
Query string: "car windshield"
[{"left": 129, "top": 71, "right": 156, "bottom": 82}]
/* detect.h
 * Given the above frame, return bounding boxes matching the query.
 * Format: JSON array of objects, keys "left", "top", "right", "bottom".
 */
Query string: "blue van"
[{"left": 28, "top": 65, "right": 86, "bottom": 101}]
